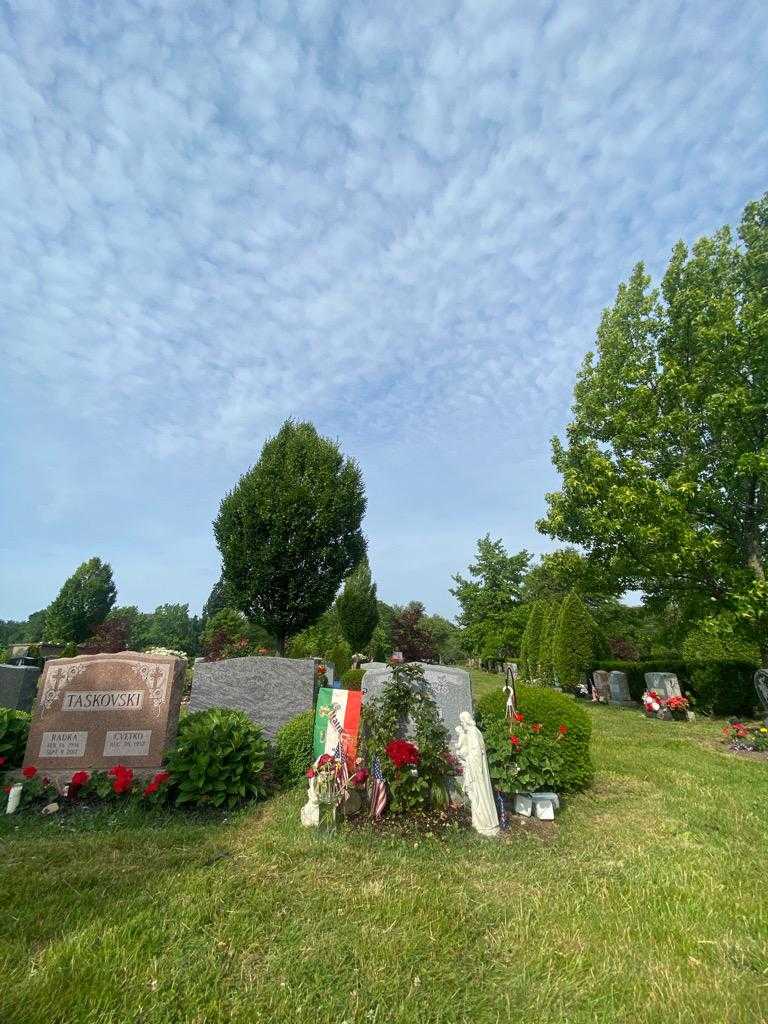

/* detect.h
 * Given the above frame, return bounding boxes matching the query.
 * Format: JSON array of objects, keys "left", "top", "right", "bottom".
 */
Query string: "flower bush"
[
  {"left": 483, "top": 714, "right": 567, "bottom": 794},
  {"left": 361, "top": 663, "right": 460, "bottom": 814},
  {"left": 165, "top": 707, "right": 269, "bottom": 808},
  {"left": 722, "top": 722, "right": 768, "bottom": 753}
]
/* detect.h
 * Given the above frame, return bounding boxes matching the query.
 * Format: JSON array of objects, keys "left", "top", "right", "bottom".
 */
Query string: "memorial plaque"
[
  {"left": 608, "top": 671, "right": 632, "bottom": 703},
  {"left": 361, "top": 663, "right": 473, "bottom": 750},
  {"left": 23, "top": 652, "right": 185, "bottom": 771},
  {"left": 189, "top": 656, "right": 315, "bottom": 739},
  {"left": 0, "top": 664, "right": 40, "bottom": 712}
]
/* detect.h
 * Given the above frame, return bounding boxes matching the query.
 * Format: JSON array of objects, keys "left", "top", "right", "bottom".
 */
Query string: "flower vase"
[{"left": 317, "top": 799, "right": 338, "bottom": 834}]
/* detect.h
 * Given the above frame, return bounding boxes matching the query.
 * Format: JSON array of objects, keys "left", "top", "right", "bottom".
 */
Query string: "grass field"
[{"left": 2, "top": 673, "right": 766, "bottom": 1024}]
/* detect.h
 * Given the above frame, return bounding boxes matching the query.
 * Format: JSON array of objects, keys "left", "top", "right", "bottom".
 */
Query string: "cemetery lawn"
[{"left": 2, "top": 683, "right": 767, "bottom": 1024}]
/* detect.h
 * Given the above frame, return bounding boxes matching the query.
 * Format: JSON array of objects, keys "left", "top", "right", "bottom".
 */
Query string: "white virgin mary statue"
[{"left": 455, "top": 711, "right": 500, "bottom": 838}]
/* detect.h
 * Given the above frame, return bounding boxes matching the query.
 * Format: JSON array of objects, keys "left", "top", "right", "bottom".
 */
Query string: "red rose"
[
  {"left": 71, "top": 771, "right": 90, "bottom": 788},
  {"left": 22, "top": 765, "right": 38, "bottom": 779},
  {"left": 513, "top": 712, "right": 524, "bottom": 722},
  {"left": 558, "top": 724, "right": 568, "bottom": 735},
  {"left": 510, "top": 735, "right": 521, "bottom": 748},
  {"left": 531, "top": 723, "right": 542, "bottom": 734},
  {"left": 306, "top": 768, "right": 316, "bottom": 779},
  {"left": 385, "top": 739, "right": 420, "bottom": 769}
]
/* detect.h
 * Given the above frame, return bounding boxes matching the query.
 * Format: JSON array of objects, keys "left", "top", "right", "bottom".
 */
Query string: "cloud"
[{"left": 1, "top": 0, "right": 767, "bottom": 619}]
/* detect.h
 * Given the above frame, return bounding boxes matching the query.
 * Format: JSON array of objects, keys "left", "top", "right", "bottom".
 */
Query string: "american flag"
[{"left": 370, "top": 756, "right": 387, "bottom": 820}]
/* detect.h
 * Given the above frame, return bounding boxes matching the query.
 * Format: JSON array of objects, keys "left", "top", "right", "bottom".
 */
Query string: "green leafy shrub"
[
  {"left": 273, "top": 709, "right": 315, "bottom": 786},
  {"left": 165, "top": 708, "right": 269, "bottom": 808},
  {"left": 592, "top": 658, "right": 757, "bottom": 716},
  {"left": 325, "top": 640, "right": 352, "bottom": 680},
  {"left": 553, "top": 591, "right": 596, "bottom": 691},
  {"left": 0, "top": 709, "right": 31, "bottom": 767},
  {"left": 475, "top": 684, "right": 593, "bottom": 792},
  {"left": 484, "top": 716, "right": 566, "bottom": 793},
  {"left": 61, "top": 642, "right": 78, "bottom": 658},
  {"left": 341, "top": 668, "right": 365, "bottom": 691}
]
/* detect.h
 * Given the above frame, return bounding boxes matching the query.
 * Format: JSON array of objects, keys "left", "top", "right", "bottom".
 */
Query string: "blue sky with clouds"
[{"left": 2, "top": 0, "right": 767, "bottom": 622}]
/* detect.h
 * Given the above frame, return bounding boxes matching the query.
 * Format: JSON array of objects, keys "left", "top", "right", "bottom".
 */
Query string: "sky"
[{"left": 2, "top": 0, "right": 767, "bottom": 623}]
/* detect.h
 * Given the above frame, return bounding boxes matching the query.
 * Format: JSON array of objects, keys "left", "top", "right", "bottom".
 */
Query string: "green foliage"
[
  {"left": 682, "top": 616, "right": 760, "bottom": 663},
  {"left": 519, "top": 600, "right": 545, "bottom": 681},
  {"left": 200, "top": 608, "right": 271, "bottom": 659},
  {"left": 324, "top": 639, "right": 352, "bottom": 679},
  {"left": 141, "top": 603, "right": 199, "bottom": 657},
  {"left": 553, "top": 591, "right": 596, "bottom": 691},
  {"left": 390, "top": 601, "right": 436, "bottom": 662},
  {"left": 483, "top": 716, "right": 566, "bottom": 793},
  {"left": 341, "top": 668, "right": 365, "bottom": 690},
  {"left": 60, "top": 642, "right": 78, "bottom": 658},
  {"left": 214, "top": 420, "right": 367, "bottom": 653},
  {"left": 202, "top": 575, "right": 231, "bottom": 623},
  {"left": 0, "top": 709, "right": 31, "bottom": 767},
  {"left": 475, "top": 684, "right": 594, "bottom": 792},
  {"left": 451, "top": 536, "right": 531, "bottom": 659},
  {"left": 165, "top": 708, "right": 269, "bottom": 808},
  {"left": 421, "top": 613, "right": 468, "bottom": 665},
  {"left": 336, "top": 558, "right": 379, "bottom": 652},
  {"left": 272, "top": 709, "right": 315, "bottom": 786},
  {"left": 539, "top": 195, "right": 768, "bottom": 666},
  {"left": 361, "top": 663, "right": 456, "bottom": 813},
  {"left": 537, "top": 600, "right": 561, "bottom": 685},
  {"left": 43, "top": 557, "right": 117, "bottom": 644},
  {"left": 522, "top": 548, "right": 618, "bottom": 604},
  {"left": 368, "top": 601, "right": 394, "bottom": 661},
  {"left": 23, "top": 609, "right": 47, "bottom": 643},
  {"left": 0, "top": 619, "right": 26, "bottom": 647}
]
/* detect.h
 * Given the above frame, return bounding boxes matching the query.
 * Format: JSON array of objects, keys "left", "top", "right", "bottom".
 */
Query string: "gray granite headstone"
[
  {"left": 754, "top": 670, "right": 768, "bottom": 720},
  {"left": 361, "top": 663, "right": 473, "bottom": 750},
  {"left": 608, "top": 671, "right": 632, "bottom": 703},
  {"left": 644, "top": 672, "right": 682, "bottom": 698},
  {"left": 0, "top": 664, "right": 40, "bottom": 712},
  {"left": 189, "top": 657, "right": 314, "bottom": 739}
]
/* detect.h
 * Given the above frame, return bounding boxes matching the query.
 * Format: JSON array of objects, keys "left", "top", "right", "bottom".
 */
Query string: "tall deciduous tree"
[
  {"left": 214, "top": 420, "right": 367, "bottom": 654},
  {"left": 336, "top": 558, "right": 379, "bottom": 652},
  {"left": 390, "top": 601, "right": 436, "bottom": 663},
  {"left": 43, "top": 557, "right": 117, "bottom": 644},
  {"left": 539, "top": 195, "right": 768, "bottom": 665},
  {"left": 451, "top": 536, "right": 531, "bottom": 659}
]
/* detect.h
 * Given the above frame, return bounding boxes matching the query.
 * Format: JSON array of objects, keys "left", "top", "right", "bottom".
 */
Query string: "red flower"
[
  {"left": 143, "top": 781, "right": 159, "bottom": 797},
  {"left": 3, "top": 786, "right": 10, "bottom": 794},
  {"left": 109, "top": 764, "right": 134, "bottom": 795},
  {"left": 351, "top": 769, "right": 369, "bottom": 785},
  {"left": 22, "top": 765, "right": 38, "bottom": 779},
  {"left": 317, "top": 754, "right": 333, "bottom": 768},
  {"left": 513, "top": 712, "right": 524, "bottom": 722},
  {"left": 385, "top": 739, "right": 421, "bottom": 769},
  {"left": 152, "top": 771, "right": 170, "bottom": 786},
  {"left": 510, "top": 735, "right": 521, "bottom": 748},
  {"left": 70, "top": 770, "right": 90, "bottom": 788},
  {"left": 0, "top": 756, "right": 6, "bottom": 766},
  {"left": 306, "top": 768, "right": 316, "bottom": 779},
  {"left": 531, "top": 723, "right": 542, "bottom": 734},
  {"left": 558, "top": 724, "right": 568, "bottom": 736}
]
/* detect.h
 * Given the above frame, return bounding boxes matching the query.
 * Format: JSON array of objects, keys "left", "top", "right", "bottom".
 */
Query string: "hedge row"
[
  {"left": 592, "top": 658, "right": 758, "bottom": 717},
  {"left": 475, "top": 684, "right": 594, "bottom": 792}
]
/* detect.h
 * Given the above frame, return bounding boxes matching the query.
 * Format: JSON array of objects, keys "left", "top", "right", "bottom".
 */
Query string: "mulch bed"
[{"left": 342, "top": 806, "right": 471, "bottom": 840}]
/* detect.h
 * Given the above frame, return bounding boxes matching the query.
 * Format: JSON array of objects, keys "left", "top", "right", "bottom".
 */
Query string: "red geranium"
[
  {"left": 153, "top": 771, "right": 170, "bottom": 785},
  {"left": 513, "top": 712, "right": 524, "bottom": 722},
  {"left": 109, "top": 764, "right": 134, "bottom": 795},
  {"left": 70, "top": 770, "right": 90, "bottom": 789},
  {"left": 22, "top": 765, "right": 37, "bottom": 779},
  {"left": 558, "top": 724, "right": 568, "bottom": 736},
  {"left": 531, "top": 723, "right": 542, "bottom": 734},
  {"left": 510, "top": 735, "right": 521, "bottom": 748},
  {"left": 385, "top": 739, "right": 421, "bottom": 769}
]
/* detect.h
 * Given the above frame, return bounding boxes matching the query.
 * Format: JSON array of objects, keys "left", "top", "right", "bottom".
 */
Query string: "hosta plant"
[{"left": 165, "top": 708, "right": 269, "bottom": 808}]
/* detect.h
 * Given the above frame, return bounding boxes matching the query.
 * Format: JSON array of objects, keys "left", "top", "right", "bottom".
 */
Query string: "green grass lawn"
[{"left": 2, "top": 679, "right": 767, "bottom": 1024}]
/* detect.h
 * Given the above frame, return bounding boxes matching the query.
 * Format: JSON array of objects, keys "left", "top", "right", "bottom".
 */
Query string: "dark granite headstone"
[
  {"left": 188, "top": 656, "right": 315, "bottom": 739},
  {"left": 0, "top": 664, "right": 40, "bottom": 712},
  {"left": 608, "top": 671, "right": 632, "bottom": 703},
  {"left": 361, "top": 663, "right": 473, "bottom": 750}
]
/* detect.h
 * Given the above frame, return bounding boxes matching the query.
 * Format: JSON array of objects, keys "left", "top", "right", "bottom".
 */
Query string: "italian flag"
[{"left": 312, "top": 687, "right": 362, "bottom": 770}]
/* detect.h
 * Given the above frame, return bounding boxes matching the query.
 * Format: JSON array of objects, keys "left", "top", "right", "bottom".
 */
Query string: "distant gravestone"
[
  {"left": 189, "top": 656, "right": 314, "bottom": 739},
  {"left": 754, "top": 670, "right": 768, "bottom": 721},
  {"left": 23, "top": 652, "right": 185, "bottom": 772},
  {"left": 591, "top": 670, "right": 611, "bottom": 702},
  {"left": 608, "top": 671, "right": 632, "bottom": 704},
  {"left": 0, "top": 664, "right": 40, "bottom": 712},
  {"left": 361, "top": 663, "right": 473, "bottom": 750},
  {"left": 644, "top": 672, "right": 682, "bottom": 699}
]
